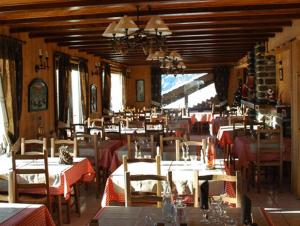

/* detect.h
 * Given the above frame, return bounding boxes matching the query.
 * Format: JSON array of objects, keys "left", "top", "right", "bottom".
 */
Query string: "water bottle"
[{"left": 162, "top": 182, "right": 175, "bottom": 223}]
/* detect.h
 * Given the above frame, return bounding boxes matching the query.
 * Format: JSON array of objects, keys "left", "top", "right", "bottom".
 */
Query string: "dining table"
[
  {"left": 79, "top": 139, "right": 123, "bottom": 173},
  {"left": 101, "top": 159, "right": 228, "bottom": 207},
  {"left": 0, "top": 203, "right": 55, "bottom": 226},
  {"left": 233, "top": 135, "right": 291, "bottom": 170},
  {"left": 0, "top": 154, "right": 95, "bottom": 225},
  {"left": 91, "top": 206, "right": 271, "bottom": 226}
]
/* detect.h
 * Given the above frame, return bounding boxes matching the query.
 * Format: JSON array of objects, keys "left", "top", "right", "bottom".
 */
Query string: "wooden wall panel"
[
  {"left": 275, "top": 45, "right": 292, "bottom": 105},
  {"left": 126, "top": 65, "right": 152, "bottom": 109},
  {"left": 0, "top": 26, "right": 103, "bottom": 139}
]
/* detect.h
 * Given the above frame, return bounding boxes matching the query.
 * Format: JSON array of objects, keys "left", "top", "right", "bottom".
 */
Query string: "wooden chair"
[
  {"left": 50, "top": 137, "right": 80, "bottom": 220},
  {"left": 175, "top": 140, "right": 205, "bottom": 161},
  {"left": 227, "top": 118, "right": 247, "bottom": 168},
  {"left": 159, "top": 135, "right": 186, "bottom": 160},
  {"left": 123, "top": 155, "right": 160, "bottom": 173},
  {"left": 0, "top": 173, "right": 14, "bottom": 203},
  {"left": 193, "top": 171, "right": 242, "bottom": 208},
  {"left": 254, "top": 127, "right": 283, "bottom": 193},
  {"left": 127, "top": 134, "right": 154, "bottom": 159},
  {"left": 21, "top": 138, "right": 47, "bottom": 155},
  {"left": 125, "top": 170, "right": 172, "bottom": 207},
  {"left": 103, "top": 122, "right": 121, "bottom": 140},
  {"left": 50, "top": 138, "right": 78, "bottom": 157},
  {"left": 12, "top": 149, "right": 51, "bottom": 211},
  {"left": 76, "top": 133, "right": 102, "bottom": 197}
]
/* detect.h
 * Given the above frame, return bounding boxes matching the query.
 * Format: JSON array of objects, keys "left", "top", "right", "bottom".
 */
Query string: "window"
[
  {"left": 71, "top": 64, "right": 83, "bottom": 124},
  {"left": 161, "top": 73, "right": 216, "bottom": 109},
  {"left": 110, "top": 72, "right": 124, "bottom": 112}
]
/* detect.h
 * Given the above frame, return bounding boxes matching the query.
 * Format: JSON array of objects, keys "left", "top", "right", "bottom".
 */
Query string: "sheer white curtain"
[
  {"left": 110, "top": 73, "right": 124, "bottom": 112},
  {"left": 0, "top": 75, "right": 11, "bottom": 155}
]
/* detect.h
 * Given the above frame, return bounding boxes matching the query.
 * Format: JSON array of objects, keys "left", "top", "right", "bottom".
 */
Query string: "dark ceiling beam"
[
  {"left": 57, "top": 36, "right": 268, "bottom": 46},
  {"left": 45, "top": 32, "right": 275, "bottom": 43},
  {"left": 29, "top": 27, "right": 282, "bottom": 38},
  {"left": 3, "top": 0, "right": 300, "bottom": 12},
  {"left": 0, "top": 1, "right": 193, "bottom": 12},
  {"left": 10, "top": 20, "right": 291, "bottom": 33},
  {"left": 67, "top": 40, "right": 262, "bottom": 48},
  {"left": 2, "top": 5, "right": 300, "bottom": 24},
  {"left": 8, "top": 15, "right": 297, "bottom": 31}
]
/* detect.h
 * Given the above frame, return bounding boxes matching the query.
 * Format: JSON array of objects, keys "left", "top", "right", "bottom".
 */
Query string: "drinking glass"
[{"left": 174, "top": 198, "right": 187, "bottom": 224}]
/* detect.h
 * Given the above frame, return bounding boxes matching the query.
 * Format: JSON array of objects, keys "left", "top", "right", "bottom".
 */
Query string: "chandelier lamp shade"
[
  {"left": 147, "top": 50, "right": 186, "bottom": 75},
  {"left": 102, "top": 7, "right": 172, "bottom": 55}
]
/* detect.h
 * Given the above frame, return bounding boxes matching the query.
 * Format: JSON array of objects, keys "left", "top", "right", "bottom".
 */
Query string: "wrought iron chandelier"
[
  {"left": 102, "top": 6, "right": 172, "bottom": 55},
  {"left": 147, "top": 50, "right": 187, "bottom": 75}
]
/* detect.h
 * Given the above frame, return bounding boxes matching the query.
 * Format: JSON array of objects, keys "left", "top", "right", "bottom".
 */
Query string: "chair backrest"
[
  {"left": 127, "top": 134, "right": 154, "bottom": 159},
  {"left": 175, "top": 140, "right": 204, "bottom": 161},
  {"left": 159, "top": 135, "right": 187, "bottom": 159},
  {"left": 12, "top": 149, "right": 51, "bottom": 210},
  {"left": 232, "top": 117, "right": 247, "bottom": 139},
  {"left": 123, "top": 155, "right": 161, "bottom": 173},
  {"left": 103, "top": 122, "right": 121, "bottom": 140},
  {"left": 88, "top": 118, "right": 104, "bottom": 127},
  {"left": 124, "top": 169, "right": 172, "bottom": 207},
  {"left": 144, "top": 121, "right": 164, "bottom": 134},
  {"left": 50, "top": 138, "right": 78, "bottom": 157},
  {"left": 193, "top": 171, "right": 242, "bottom": 208},
  {"left": 21, "top": 138, "right": 47, "bottom": 155}
]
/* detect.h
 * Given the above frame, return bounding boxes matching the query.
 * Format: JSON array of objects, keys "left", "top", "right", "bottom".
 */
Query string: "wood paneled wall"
[
  {"left": 126, "top": 65, "right": 152, "bottom": 109},
  {"left": 0, "top": 26, "right": 103, "bottom": 139}
]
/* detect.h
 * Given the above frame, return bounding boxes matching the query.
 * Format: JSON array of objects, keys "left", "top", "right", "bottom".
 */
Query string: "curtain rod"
[{"left": 0, "top": 34, "right": 26, "bottom": 44}]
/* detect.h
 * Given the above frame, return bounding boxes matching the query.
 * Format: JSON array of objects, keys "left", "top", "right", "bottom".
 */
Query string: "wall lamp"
[{"left": 35, "top": 49, "right": 49, "bottom": 72}]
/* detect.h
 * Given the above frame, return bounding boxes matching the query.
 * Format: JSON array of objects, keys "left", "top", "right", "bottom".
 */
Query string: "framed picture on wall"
[
  {"left": 136, "top": 79, "right": 145, "bottom": 102},
  {"left": 90, "top": 84, "right": 97, "bottom": 112},
  {"left": 28, "top": 78, "right": 48, "bottom": 112}
]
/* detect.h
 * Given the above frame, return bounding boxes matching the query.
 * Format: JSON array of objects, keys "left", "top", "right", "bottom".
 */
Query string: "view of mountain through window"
[{"left": 161, "top": 73, "right": 217, "bottom": 109}]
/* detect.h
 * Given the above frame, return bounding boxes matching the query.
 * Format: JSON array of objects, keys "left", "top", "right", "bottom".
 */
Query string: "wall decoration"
[
  {"left": 136, "top": 79, "right": 145, "bottom": 102},
  {"left": 279, "top": 61, "right": 284, "bottom": 81},
  {"left": 90, "top": 84, "right": 97, "bottom": 112},
  {"left": 28, "top": 78, "right": 48, "bottom": 112}
]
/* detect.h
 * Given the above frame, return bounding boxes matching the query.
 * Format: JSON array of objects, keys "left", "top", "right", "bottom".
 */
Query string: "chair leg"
[
  {"left": 65, "top": 198, "right": 71, "bottom": 224},
  {"left": 57, "top": 195, "right": 63, "bottom": 226},
  {"left": 74, "top": 183, "right": 81, "bottom": 217}
]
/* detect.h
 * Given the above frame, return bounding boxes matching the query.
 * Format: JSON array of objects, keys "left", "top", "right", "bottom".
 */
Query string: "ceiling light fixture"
[
  {"left": 102, "top": 6, "right": 172, "bottom": 55},
  {"left": 147, "top": 50, "right": 186, "bottom": 75}
]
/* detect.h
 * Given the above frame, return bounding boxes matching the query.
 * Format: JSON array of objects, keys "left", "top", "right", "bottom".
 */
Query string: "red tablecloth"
[
  {"left": 217, "top": 126, "right": 235, "bottom": 148},
  {"left": 12, "top": 157, "right": 95, "bottom": 200},
  {"left": 233, "top": 136, "right": 291, "bottom": 169},
  {"left": 98, "top": 140, "right": 122, "bottom": 173},
  {"left": 0, "top": 203, "right": 55, "bottom": 226}
]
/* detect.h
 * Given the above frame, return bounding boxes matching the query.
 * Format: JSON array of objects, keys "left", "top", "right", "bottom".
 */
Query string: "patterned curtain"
[
  {"left": 213, "top": 66, "right": 230, "bottom": 102},
  {"left": 0, "top": 36, "right": 23, "bottom": 143},
  {"left": 54, "top": 52, "right": 71, "bottom": 125},
  {"left": 79, "top": 59, "right": 88, "bottom": 120},
  {"left": 151, "top": 65, "right": 162, "bottom": 105},
  {"left": 102, "top": 63, "right": 111, "bottom": 113}
]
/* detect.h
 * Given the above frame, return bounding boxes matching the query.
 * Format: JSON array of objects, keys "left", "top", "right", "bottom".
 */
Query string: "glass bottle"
[
  {"left": 162, "top": 183, "right": 175, "bottom": 223},
  {"left": 206, "top": 137, "right": 215, "bottom": 168}
]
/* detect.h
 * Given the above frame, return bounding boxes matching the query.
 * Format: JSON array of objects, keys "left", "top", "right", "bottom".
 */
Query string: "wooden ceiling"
[{"left": 1, "top": 0, "right": 299, "bottom": 68}]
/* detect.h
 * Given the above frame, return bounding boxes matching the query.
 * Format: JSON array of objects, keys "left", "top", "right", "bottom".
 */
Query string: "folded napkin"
[
  {"left": 241, "top": 194, "right": 252, "bottom": 225},
  {"left": 200, "top": 180, "right": 209, "bottom": 209}
]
